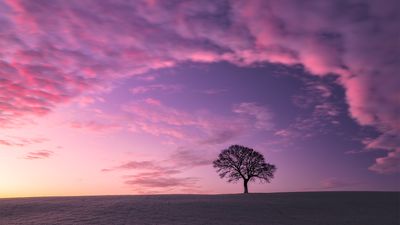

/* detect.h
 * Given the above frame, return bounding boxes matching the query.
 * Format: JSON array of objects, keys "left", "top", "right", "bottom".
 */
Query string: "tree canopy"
[{"left": 213, "top": 145, "right": 276, "bottom": 193}]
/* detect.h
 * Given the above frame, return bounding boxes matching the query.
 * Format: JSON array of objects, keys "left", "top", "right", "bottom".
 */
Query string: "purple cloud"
[
  {"left": 24, "top": 150, "right": 53, "bottom": 160},
  {"left": 198, "top": 88, "right": 228, "bottom": 95},
  {"left": 70, "top": 120, "right": 122, "bottom": 133},
  {"left": 169, "top": 149, "right": 212, "bottom": 168},
  {"left": 102, "top": 160, "right": 161, "bottom": 172},
  {"left": 130, "top": 84, "right": 182, "bottom": 95},
  {"left": 233, "top": 102, "right": 273, "bottom": 130},
  {"left": 0, "top": 0, "right": 398, "bottom": 173},
  {"left": 103, "top": 147, "right": 212, "bottom": 192},
  {"left": 0, "top": 136, "right": 47, "bottom": 147},
  {"left": 369, "top": 149, "right": 400, "bottom": 174},
  {"left": 123, "top": 98, "right": 265, "bottom": 144},
  {"left": 124, "top": 175, "right": 200, "bottom": 193}
]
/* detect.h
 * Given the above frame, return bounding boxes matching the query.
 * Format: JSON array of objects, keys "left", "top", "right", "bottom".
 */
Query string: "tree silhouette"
[{"left": 213, "top": 145, "right": 276, "bottom": 194}]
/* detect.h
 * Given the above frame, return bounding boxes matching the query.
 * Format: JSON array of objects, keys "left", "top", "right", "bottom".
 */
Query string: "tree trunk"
[{"left": 243, "top": 179, "right": 249, "bottom": 194}]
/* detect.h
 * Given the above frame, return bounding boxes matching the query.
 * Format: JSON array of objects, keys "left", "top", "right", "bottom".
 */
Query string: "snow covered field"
[{"left": 0, "top": 192, "right": 398, "bottom": 225}]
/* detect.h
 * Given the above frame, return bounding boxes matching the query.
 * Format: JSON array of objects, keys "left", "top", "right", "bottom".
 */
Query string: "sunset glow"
[{"left": 0, "top": 0, "right": 399, "bottom": 198}]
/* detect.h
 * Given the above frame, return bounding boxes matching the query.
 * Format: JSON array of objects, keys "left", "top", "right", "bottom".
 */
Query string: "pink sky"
[{"left": 0, "top": 0, "right": 399, "bottom": 197}]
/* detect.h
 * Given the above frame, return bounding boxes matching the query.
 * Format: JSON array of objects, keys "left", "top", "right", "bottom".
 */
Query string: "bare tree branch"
[{"left": 213, "top": 145, "right": 276, "bottom": 193}]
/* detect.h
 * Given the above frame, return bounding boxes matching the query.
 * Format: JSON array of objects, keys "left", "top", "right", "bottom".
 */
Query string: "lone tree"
[{"left": 213, "top": 145, "right": 276, "bottom": 194}]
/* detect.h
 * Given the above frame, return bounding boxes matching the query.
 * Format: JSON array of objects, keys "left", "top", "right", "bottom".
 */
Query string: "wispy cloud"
[
  {"left": 24, "top": 150, "right": 53, "bottom": 160},
  {"left": 130, "top": 84, "right": 182, "bottom": 95},
  {"left": 123, "top": 98, "right": 272, "bottom": 145},
  {"left": 102, "top": 148, "right": 211, "bottom": 193},
  {"left": 168, "top": 148, "right": 212, "bottom": 168},
  {"left": 102, "top": 160, "right": 162, "bottom": 172},
  {"left": 198, "top": 89, "right": 228, "bottom": 95},
  {"left": 0, "top": 136, "right": 47, "bottom": 147},
  {"left": 70, "top": 121, "right": 122, "bottom": 133},
  {"left": 275, "top": 78, "right": 342, "bottom": 140},
  {"left": 125, "top": 176, "right": 198, "bottom": 189},
  {"left": 233, "top": 102, "right": 273, "bottom": 130}
]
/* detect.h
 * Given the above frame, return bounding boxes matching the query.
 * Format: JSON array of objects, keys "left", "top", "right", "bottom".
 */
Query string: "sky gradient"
[{"left": 0, "top": 0, "right": 399, "bottom": 197}]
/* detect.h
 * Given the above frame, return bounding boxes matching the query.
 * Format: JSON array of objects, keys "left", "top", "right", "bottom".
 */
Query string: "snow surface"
[{"left": 0, "top": 192, "right": 399, "bottom": 225}]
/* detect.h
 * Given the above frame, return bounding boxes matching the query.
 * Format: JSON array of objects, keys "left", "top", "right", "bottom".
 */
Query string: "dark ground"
[{"left": 0, "top": 192, "right": 399, "bottom": 225}]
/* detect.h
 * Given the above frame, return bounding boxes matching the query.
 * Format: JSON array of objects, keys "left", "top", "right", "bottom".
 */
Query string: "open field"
[{"left": 0, "top": 192, "right": 399, "bottom": 225}]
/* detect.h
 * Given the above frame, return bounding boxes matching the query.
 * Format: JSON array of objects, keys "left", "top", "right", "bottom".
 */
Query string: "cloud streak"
[
  {"left": 23, "top": 150, "right": 53, "bottom": 160},
  {"left": 130, "top": 84, "right": 182, "bottom": 95},
  {"left": 123, "top": 98, "right": 272, "bottom": 145},
  {"left": 70, "top": 120, "right": 122, "bottom": 133},
  {"left": 103, "top": 148, "right": 211, "bottom": 193},
  {"left": 0, "top": 136, "right": 47, "bottom": 147}
]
